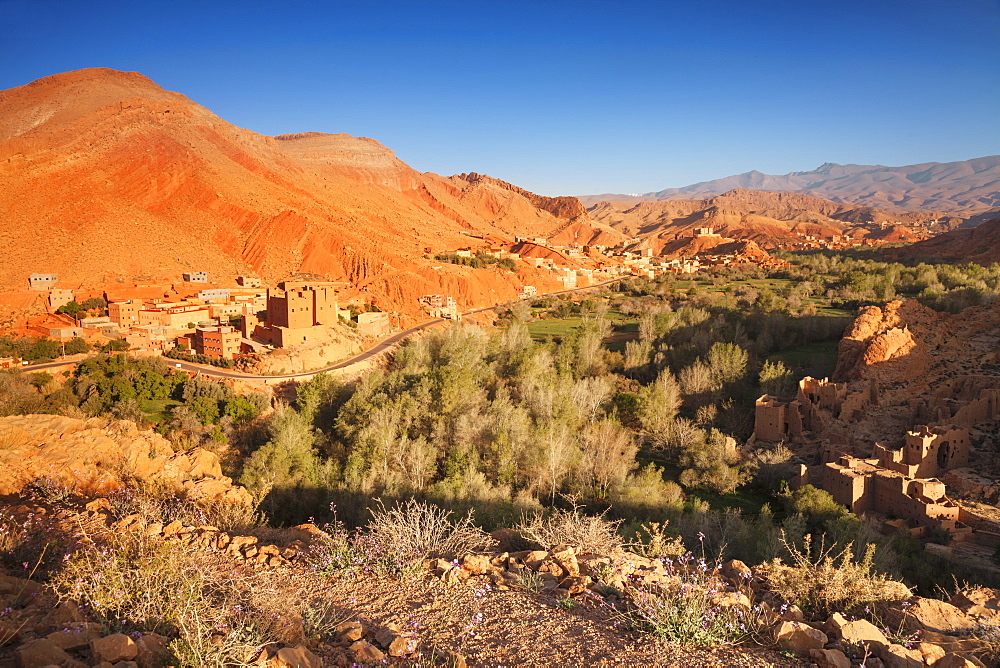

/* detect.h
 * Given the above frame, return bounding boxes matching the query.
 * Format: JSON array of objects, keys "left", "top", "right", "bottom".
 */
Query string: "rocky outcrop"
[
  {"left": 456, "top": 172, "right": 589, "bottom": 221},
  {"left": 0, "top": 414, "right": 250, "bottom": 504},
  {"left": 832, "top": 299, "right": 943, "bottom": 383}
]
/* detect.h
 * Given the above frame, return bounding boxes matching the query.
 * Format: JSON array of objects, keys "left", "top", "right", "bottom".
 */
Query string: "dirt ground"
[{"left": 313, "top": 570, "right": 800, "bottom": 667}]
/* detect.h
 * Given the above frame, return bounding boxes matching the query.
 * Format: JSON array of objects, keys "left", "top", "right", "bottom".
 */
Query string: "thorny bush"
[
  {"left": 518, "top": 501, "right": 623, "bottom": 554},
  {"left": 761, "top": 533, "right": 911, "bottom": 619}
]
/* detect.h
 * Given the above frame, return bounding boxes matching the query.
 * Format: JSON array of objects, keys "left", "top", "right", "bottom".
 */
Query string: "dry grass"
[
  {"left": 760, "top": 533, "right": 911, "bottom": 619},
  {"left": 517, "top": 502, "right": 623, "bottom": 554},
  {"left": 0, "top": 508, "right": 22, "bottom": 554},
  {"left": 108, "top": 480, "right": 263, "bottom": 534},
  {"left": 365, "top": 498, "right": 497, "bottom": 560},
  {"left": 51, "top": 524, "right": 336, "bottom": 667}
]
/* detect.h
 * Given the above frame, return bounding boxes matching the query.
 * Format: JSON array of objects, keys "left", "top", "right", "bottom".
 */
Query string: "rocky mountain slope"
[
  {"left": 581, "top": 156, "right": 1000, "bottom": 216},
  {"left": 0, "top": 68, "right": 607, "bottom": 314},
  {"left": 825, "top": 298, "right": 1000, "bottom": 452},
  {"left": 588, "top": 188, "right": 936, "bottom": 250},
  {"left": 885, "top": 217, "right": 1000, "bottom": 265}
]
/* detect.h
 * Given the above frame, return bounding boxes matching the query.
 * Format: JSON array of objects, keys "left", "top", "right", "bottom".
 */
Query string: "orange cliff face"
[{"left": 0, "top": 68, "right": 599, "bottom": 316}]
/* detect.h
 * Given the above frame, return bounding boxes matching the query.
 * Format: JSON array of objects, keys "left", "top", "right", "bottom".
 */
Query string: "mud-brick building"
[
  {"left": 259, "top": 281, "right": 347, "bottom": 347},
  {"left": 872, "top": 425, "right": 970, "bottom": 480},
  {"left": 823, "top": 455, "right": 971, "bottom": 538},
  {"left": 28, "top": 273, "right": 58, "bottom": 290},
  {"left": 108, "top": 300, "right": 142, "bottom": 327}
]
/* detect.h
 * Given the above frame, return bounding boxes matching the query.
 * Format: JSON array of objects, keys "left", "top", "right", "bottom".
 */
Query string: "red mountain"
[{"left": 0, "top": 68, "right": 612, "bottom": 314}]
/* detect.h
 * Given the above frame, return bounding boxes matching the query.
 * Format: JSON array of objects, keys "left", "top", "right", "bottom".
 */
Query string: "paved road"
[{"left": 22, "top": 278, "right": 620, "bottom": 382}]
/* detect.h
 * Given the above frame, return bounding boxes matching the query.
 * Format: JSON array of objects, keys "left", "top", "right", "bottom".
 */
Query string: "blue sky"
[{"left": 2, "top": 0, "right": 998, "bottom": 196}]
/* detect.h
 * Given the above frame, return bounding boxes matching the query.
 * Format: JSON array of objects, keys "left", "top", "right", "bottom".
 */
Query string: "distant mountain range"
[{"left": 580, "top": 157, "right": 1000, "bottom": 216}]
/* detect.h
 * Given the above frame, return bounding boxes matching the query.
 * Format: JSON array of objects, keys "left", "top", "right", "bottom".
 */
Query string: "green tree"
[
  {"left": 785, "top": 484, "right": 855, "bottom": 534},
  {"left": 706, "top": 342, "right": 748, "bottom": 385},
  {"left": 759, "top": 359, "right": 794, "bottom": 397},
  {"left": 240, "top": 406, "right": 321, "bottom": 499},
  {"left": 63, "top": 337, "right": 91, "bottom": 355},
  {"left": 57, "top": 301, "right": 83, "bottom": 316},
  {"left": 678, "top": 429, "right": 744, "bottom": 493},
  {"left": 188, "top": 396, "right": 221, "bottom": 425},
  {"left": 223, "top": 394, "right": 267, "bottom": 424}
]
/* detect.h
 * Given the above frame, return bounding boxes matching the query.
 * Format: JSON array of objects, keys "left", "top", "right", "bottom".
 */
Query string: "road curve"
[{"left": 22, "top": 279, "right": 620, "bottom": 382}]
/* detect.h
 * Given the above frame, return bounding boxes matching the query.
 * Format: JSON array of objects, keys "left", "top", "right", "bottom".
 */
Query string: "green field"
[
  {"left": 525, "top": 317, "right": 589, "bottom": 340},
  {"left": 690, "top": 488, "right": 775, "bottom": 515},
  {"left": 141, "top": 398, "right": 183, "bottom": 423},
  {"left": 770, "top": 339, "right": 840, "bottom": 379}
]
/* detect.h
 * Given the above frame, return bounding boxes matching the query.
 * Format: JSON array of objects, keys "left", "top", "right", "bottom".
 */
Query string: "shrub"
[
  {"left": 761, "top": 533, "right": 911, "bottom": 618},
  {"left": 53, "top": 528, "right": 323, "bottom": 667},
  {"left": 625, "top": 522, "right": 686, "bottom": 560},
  {"left": 365, "top": 498, "right": 496, "bottom": 561},
  {"left": 518, "top": 502, "right": 623, "bottom": 554},
  {"left": 24, "top": 476, "right": 75, "bottom": 504},
  {"left": 515, "top": 570, "right": 543, "bottom": 592},
  {"left": 623, "top": 552, "right": 760, "bottom": 647}
]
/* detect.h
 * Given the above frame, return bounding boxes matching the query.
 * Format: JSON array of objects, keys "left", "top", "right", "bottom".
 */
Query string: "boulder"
[
  {"left": 522, "top": 550, "right": 548, "bottom": 570},
  {"left": 38, "top": 599, "right": 85, "bottom": 632},
  {"left": 335, "top": 620, "right": 364, "bottom": 642},
  {"left": 879, "top": 643, "right": 922, "bottom": 668},
  {"left": 775, "top": 621, "right": 827, "bottom": 655},
  {"left": 721, "top": 559, "right": 752, "bottom": 584},
  {"left": 710, "top": 591, "right": 751, "bottom": 608},
  {"left": 90, "top": 634, "right": 138, "bottom": 664},
  {"left": 459, "top": 554, "right": 491, "bottom": 576},
  {"left": 135, "top": 633, "right": 171, "bottom": 668},
  {"left": 388, "top": 634, "right": 419, "bottom": 657},
  {"left": 14, "top": 638, "right": 78, "bottom": 668},
  {"left": 808, "top": 648, "right": 850, "bottom": 668},
  {"left": 828, "top": 613, "right": 888, "bottom": 652},
  {"left": 950, "top": 587, "right": 1000, "bottom": 621},
  {"left": 46, "top": 622, "right": 101, "bottom": 650},
  {"left": 85, "top": 498, "right": 112, "bottom": 513},
  {"left": 349, "top": 640, "right": 386, "bottom": 662},
  {"left": 548, "top": 545, "right": 580, "bottom": 577},
  {"left": 268, "top": 645, "right": 322, "bottom": 668},
  {"left": 886, "top": 597, "right": 975, "bottom": 634},
  {"left": 916, "top": 641, "right": 946, "bottom": 665},
  {"left": 935, "top": 655, "right": 985, "bottom": 668}
]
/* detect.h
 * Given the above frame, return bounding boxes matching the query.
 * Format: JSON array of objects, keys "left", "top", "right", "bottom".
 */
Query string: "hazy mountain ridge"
[
  {"left": 588, "top": 187, "right": 938, "bottom": 250},
  {"left": 580, "top": 156, "right": 1000, "bottom": 216}
]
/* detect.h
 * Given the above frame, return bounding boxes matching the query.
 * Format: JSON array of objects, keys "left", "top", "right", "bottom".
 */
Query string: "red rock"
[
  {"left": 90, "top": 633, "right": 138, "bottom": 664},
  {"left": 0, "top": 623, "right": 20, "bottom": 647},
  {"left": 775, "top": 621, "right": 827, "bottom": 655},
  {"left": 808, "top": 648, "right": 850, "bottom": 668},
  {"left": 14, "top": 638, "right": 76, "bottom": 667},
  {"left": 135, "top": 632, "right": 171, "bottom": 668},
  {"left": 349, "top": 640, "right": 386, "bottom": 662},
  {"left": 45, "top": 622, "right": 101, "bottom": 650},
  {"left": 268, "top": 645, "right": 322, "bottom": 668}
]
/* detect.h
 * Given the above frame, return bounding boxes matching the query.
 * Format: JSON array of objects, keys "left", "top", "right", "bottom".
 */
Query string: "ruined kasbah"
[{"left": 751, "top": 373, "right": 1000, "bottom": 567}]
